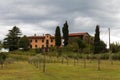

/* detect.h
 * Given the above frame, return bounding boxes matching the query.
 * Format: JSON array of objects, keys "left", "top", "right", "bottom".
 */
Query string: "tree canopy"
[
  {"left": 110, "top": 43, "right": 120, "bottom": 53},
  {"left": 77, "top": 38, "right": 86, "bottom": 52},
  {"left": 3, "top": 26, "right": 21, "bottom": 51},
  {"left": 18, "top": 35, "right": 30, "bottom": 51}
]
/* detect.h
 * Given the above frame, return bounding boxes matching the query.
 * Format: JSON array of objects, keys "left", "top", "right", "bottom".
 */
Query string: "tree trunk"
[
  {"left": 61, "top": 56, "right": 64, "bottom": 64},
  {"left": 83, "top": 57, "right": 86, "bottom": 68},
  {"left": 97, "top": 55, "right": 101, "bottom": 71}
]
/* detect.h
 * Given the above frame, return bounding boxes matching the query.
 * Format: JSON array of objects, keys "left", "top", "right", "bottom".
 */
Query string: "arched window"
[
  {"left": 30, "top": 45, "right": 32, "bottom": 48},
  {"left": 35, "top": 39, "right": 37, "bottom": 43},
  {"left": 35, "top": 45, "right": 37, "bottom": 48}
]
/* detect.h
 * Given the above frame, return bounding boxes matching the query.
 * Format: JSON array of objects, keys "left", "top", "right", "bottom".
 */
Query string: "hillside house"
[
  {"left": 28, "top": 32, "right": 91, "bottom": 49},
  {"left": 28, "top": 34, "right": 55, "bottom": 49},
  {"left": 69, "top": 32, "right": 91, "bottom": 43}
]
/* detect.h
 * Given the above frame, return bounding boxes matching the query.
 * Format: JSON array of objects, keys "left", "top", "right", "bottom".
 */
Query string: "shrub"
[
  {"left": 9, "top": 54, "right": 29, "bottom": 61},
  {"left": 0, "top": 53, "right": 7, "bottom": 68},
  {"left": 100, "top": 53, "right": 109, "bottom": 60},
  {"left": 35, "top": 48, "right": 43, "bottom": 53},
  {"left": 5, "top": 58, "right": 14, "bottom": 64},
  {"left": 112, "top": 53, "right": 120, "bottom": 60}
]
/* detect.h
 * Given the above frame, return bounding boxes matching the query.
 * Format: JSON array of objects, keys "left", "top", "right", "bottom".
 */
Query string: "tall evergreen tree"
[
  {"left": 62, "top": 21, "right": 69, "bottom": 46},
  {"left": 55, "top": 26, "right": 61, "bottom": 47},
  {"left": 3, "top": 26, "right": 21, "bottom": 51},
  {"left": 18, "top": 35, "right": 30, "bottom": 51},
  {"left": 94, "top": 25, "right": 100, "bottom": 53}
]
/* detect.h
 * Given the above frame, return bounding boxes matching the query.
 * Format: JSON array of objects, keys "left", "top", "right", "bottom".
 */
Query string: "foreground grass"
[{"left": 0, "top": 60, "right": 120, "bottom": 80}]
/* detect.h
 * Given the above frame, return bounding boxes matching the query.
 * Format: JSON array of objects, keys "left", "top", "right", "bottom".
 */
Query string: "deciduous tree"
[
  {"left": 18, "top": 35, "right": 30, "bottom": 51},
  {"left": 77, "top": 38, "right": 86, "bottom": 53}
]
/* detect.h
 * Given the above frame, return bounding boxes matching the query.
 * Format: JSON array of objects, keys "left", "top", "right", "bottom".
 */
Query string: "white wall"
[{"left": 0, "top": 48, "right": 9, "bottom": 52}]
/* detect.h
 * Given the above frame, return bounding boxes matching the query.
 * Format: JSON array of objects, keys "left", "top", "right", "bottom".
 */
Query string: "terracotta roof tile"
[
  {"left": 69, "top": 32, "right": 89, "bottom": 37},
  {"left": 28, "top": 36, "right": 45, "bottom": 39},
  {"left": 28, "top": 32, "right": 89, "bottom": 39}
]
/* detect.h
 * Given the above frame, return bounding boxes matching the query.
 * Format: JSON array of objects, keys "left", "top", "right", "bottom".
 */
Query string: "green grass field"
[{"left": 0, "top": 59, "right": 120, "bottom": 80}]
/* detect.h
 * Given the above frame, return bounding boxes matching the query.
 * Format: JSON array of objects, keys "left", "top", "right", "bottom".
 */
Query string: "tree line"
[
  {"left": 55, "top": 22, "right": 107, "bottom": 54},
  {"left": 3, "top": 26, "right": 30, "bottom": 51}
]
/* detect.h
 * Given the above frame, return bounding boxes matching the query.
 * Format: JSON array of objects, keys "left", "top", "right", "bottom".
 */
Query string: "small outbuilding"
[{"left": 0, "top": 48, "right": 9, "bottom": 52}]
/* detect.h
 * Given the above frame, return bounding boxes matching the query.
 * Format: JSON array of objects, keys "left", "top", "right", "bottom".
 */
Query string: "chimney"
[{"left": 34, "top": 34, "right": 36, "bottom": 36}]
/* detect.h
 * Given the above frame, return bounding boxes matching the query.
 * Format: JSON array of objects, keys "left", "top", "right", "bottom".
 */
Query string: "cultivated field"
[{"left": 0, "top": 59, "right": 120, "bottom": 80}]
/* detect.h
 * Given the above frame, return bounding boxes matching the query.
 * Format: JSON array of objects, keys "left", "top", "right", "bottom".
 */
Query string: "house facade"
[
  {"left": 69, "top": 32, "right": 91, "bottom": 43},
  {"left": 28, "top": 34, "right": 55, "bottom": 49}
]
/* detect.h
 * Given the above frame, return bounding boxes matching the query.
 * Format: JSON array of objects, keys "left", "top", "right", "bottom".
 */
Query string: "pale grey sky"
[{"left": 0, "top": 0, "right": 120, "bottom": 44}]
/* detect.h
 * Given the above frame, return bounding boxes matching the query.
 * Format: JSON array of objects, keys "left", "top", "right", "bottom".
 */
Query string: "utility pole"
[
  {"left": 109, "top": 28, "right": 110, "bottom": 54},
  {"left": 109, "top": 28, "right": 113, "bottom": 64}
]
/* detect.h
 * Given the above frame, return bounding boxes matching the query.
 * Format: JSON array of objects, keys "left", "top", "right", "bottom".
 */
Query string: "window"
[
  {"left": 35, "top": 39, "right": 37, "bottom": 43},
  {"left": 42, "top": 39, "right": 44, "bottom": 42},
  {"left": 51, "top": 39, "right": 53, "bottom": 42},
  {"left": 30, "top": 45, "right": 32, "bottom": 48},
  {"left": 35, "top": 45, "right": 37, "bottom": 48},
  {"left": 46, "top": 40, "right": 49, "bottom": 44}
]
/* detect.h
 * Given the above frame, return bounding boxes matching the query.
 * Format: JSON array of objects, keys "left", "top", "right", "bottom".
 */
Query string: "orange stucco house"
[{"left": 28, "top": 34, "right": 55, "bottom": 49}]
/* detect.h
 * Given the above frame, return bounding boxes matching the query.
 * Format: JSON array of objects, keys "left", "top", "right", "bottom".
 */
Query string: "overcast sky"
[{"left": 0, "top": 0, "right": 120, "bottom": 44}]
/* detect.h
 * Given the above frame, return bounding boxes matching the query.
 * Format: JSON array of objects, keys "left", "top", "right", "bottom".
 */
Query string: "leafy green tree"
[
  {"left": 18, "top": 35, "right": 30, "bottom": 51},
  {"left": 110, "top": 43, "right": 120, "bottom": 53},
  {"left": 55, "top": 26, "right": 61, "bottom": 47},
  {"left": 3, "top": 26, "right": 21, "bottom": 51},
  {"left": 99, "top": 40, "right": 107, "bottom": 53},
  {"left": 77, "top": 38, "right": 86, "bottom": 53},
  {"left": 62, "top": 21, "right": 69, "bottom": 46},
  {"left": 67, "top": 37, "right": 79, "bottom": 52},
  {"left": 94, "top": 25, "right": 101, "bottom": 54}
]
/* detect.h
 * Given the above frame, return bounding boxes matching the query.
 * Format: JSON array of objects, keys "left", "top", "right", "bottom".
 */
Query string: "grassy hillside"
[{"left": 0, "top": 60, "right": 120, "bottom": 80}]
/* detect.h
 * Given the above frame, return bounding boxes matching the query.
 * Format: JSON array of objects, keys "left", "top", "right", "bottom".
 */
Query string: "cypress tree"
[
  {"left": 94, "top": 25, "right": 100, "bottom": 54},
  {"left": 62, "top": 21, "right": 69, "bottom": 46},
  {"left": 55, "top": 26, "right": 61, "bottom": 47}
]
